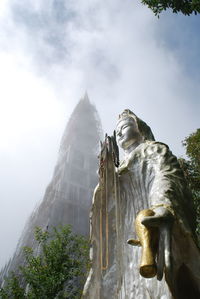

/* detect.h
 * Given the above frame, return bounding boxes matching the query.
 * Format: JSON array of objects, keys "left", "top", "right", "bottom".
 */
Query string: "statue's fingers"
[
  {"left": 107, "top": 136, "right": 111, "bottom": 151},
  {"left": 157, "top": 223, "right": 172, "bottom": 281},
  {"left": 164, "top": 224, "right": 172, "bottom": 274},
  {"left": 113, "top": 130, "right": 116, "bottom": 141},
  {"left": 103, "top": 136, "right": 115, "bottom": 174},
  {"left": 111, "top": 132, "right": 120, "bottom": 167},
  {"left": 106, "top": 136, "right": 112, "bottom": 156},
  {"left": 141, "top": 215, "right": 163, "bottom": 227},
  {"left": 157, "top": 226, "right": 165, "bottom": 281}
]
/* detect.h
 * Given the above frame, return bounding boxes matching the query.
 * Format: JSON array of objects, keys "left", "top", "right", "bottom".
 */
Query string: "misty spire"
[
  {"left": 0, "top": 94, "right": 102, "bottom": 284},
  {"left": 83, "top": 91, "right": 90, "bottom": 102}
]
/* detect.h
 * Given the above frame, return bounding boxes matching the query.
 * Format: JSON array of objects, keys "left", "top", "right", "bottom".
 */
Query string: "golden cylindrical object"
[{"left": 135, "top": 209, "right": 158, "bottom": 278}]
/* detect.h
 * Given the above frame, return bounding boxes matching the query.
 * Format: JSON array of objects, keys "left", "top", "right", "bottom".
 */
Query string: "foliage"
[
  {"left": 141, "top": 0, "right": 200, "bottom": 16},
  {"left": 183, "top": 128, "right": 200, "bottom": 173},
  {"left": 0, "top": 226, "right": 89, "bottom": 299},
  {"left": 0, "top": 274, "right": 25, "bottom": 299},
  {"left": 180, "top": 129, "right": 200, "bottom": 237}
]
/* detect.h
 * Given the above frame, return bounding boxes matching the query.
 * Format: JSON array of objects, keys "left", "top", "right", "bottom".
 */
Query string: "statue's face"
[{"left": 116, "top": 117, "right": 142, "bottom": 150}]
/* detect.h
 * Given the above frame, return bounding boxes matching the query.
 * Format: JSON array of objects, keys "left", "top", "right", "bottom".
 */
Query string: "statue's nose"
[{"left": 118, "top": 131, "right": 122, "bottom": 137}]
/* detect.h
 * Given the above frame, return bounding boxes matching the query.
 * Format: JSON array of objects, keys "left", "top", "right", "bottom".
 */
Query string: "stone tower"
[{"left": 0, "top": 93, "right": 102, "bottom": 283}]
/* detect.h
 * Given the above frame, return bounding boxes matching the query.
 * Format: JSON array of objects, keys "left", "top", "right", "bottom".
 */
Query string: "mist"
[{"left": 0, "top": 0, "right": 199, "bottom": 268}]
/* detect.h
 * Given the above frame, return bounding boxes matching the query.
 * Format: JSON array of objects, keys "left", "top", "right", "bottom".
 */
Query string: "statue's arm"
[
  {"left": 143, "top": 141, "right": 194, "bottom": 228},
  {"left": 141, "top": 142, "right": 180, "bottom": 279},
  {"left": 145, "top": 142, "right": 186, "bottom": 209}
]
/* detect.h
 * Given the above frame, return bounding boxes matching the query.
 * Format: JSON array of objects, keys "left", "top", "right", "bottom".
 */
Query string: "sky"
[{"left": 0, "top": 0, "right": 199, "bottom": 268}]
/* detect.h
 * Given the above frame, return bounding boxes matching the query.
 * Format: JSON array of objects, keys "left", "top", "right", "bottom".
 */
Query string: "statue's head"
[{"left": 116, "top": 109, "right": 155, "bottom": 151}]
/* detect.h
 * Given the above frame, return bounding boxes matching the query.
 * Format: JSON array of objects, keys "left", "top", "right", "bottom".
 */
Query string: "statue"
[{"left": 83, "top": 110, "right": 200, "bottom": 299}]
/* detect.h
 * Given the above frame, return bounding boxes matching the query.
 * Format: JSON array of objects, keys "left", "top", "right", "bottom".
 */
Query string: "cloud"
[
  {"left": 0, "top": 0, "right": 199, "bottom": 267},
  {"left": 0, "top": 50, "right": 67, "bottom": 267}
]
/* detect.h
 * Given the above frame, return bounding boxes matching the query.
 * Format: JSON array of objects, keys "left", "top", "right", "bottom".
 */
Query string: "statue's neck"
[{"left": 124, "top": 141, "right": 141, "bottom": 158}]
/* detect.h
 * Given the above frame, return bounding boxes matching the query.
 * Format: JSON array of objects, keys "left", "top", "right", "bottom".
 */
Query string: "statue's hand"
[
  {"left": 98, "top": 134, "right": 118, "bottom": 190},
  {"left": 141, "top": 207, "right": 174, "bottom": 228},
  {"left": 141, "top": 207, "right": 174, "bottom": 281},
  {"left": 99, "top": 133, "right": 119, "bottom": 178}
]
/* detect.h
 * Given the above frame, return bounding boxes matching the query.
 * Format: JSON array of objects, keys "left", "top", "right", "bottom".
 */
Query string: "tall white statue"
[{"left": 83, "top": 110, "right": 200, "bottom": 299}]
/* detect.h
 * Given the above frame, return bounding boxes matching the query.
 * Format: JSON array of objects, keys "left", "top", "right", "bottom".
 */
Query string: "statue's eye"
[{"left": 122, "top": 125, "right": 128, "bottom": 130}]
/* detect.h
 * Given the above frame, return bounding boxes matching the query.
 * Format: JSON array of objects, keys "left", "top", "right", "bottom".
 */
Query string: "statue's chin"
[
  {"left": 118, "top": 138, "right": 130, "bottom": 148},
  {"left": 120, "top": 140, "right": 139, "bottom": 152},
  {"left": 117, "top": 140, "right": 125, "bottom": 149}
]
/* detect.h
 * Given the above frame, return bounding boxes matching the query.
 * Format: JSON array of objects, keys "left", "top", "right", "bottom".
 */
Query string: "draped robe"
[{"left": 83, "top": 141, "right": 200, "bottom": 299}]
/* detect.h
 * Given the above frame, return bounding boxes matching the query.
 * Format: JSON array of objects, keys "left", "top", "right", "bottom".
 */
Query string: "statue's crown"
[{"left": 118, "top": 109, "right": 136, "bottom": 122}]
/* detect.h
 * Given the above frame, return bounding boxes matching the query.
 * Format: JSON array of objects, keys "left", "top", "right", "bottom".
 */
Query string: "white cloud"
[
  {"left": 0, "top": 50, "right": 66, "bottom": 267},
  {"left": 0, "top": 52, "right": 65, "bottom": 152}
]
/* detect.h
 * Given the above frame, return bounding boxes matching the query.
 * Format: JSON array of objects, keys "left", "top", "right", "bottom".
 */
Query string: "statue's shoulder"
[
  {"left": 119, "top": 142, "right": 173, "bottom": 173},
  {"left": 144, "top": 140, "right": 169, "bottom": 150},
  {"left": 142, "top": 141, "right": 171, "bottom": 158}
]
